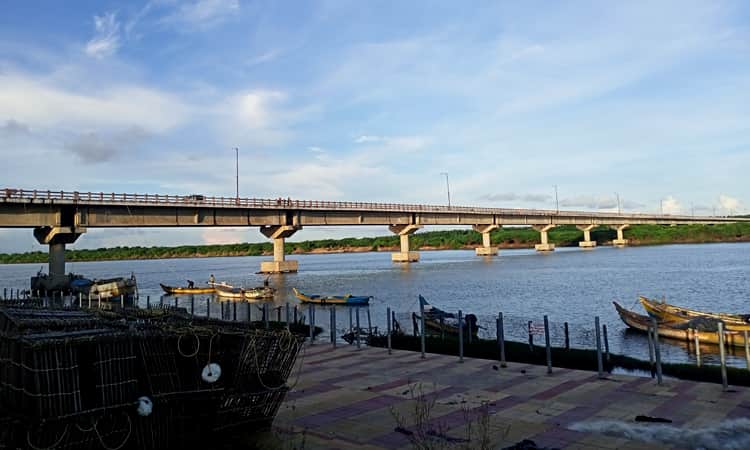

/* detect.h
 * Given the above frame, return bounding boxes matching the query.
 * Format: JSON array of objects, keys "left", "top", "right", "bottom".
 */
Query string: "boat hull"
[
  {"left": 292, "top": 288, "right": 370, "bottom": 305},
  {"left": 639, "top": 296, "right": 750, "bottom": 325},
  {"left": 160, "top": 283, "right": 216, "bottom": 295},
  {"left": 614, "top": 301, "right": 749, "bottom": 348}
]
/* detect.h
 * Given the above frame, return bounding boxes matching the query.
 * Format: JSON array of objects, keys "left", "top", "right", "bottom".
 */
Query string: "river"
[{"left": 1, "top": 242, "right": 749, "bottom": 367}]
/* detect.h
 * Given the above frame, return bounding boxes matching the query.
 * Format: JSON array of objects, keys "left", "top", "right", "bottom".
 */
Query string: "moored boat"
[
  {"left": 292, "top": 288, "right": 371, "bottom": 305},
  {"left": 613, "top": 301, "right": 748, "bottom": 348},
  {"left": 215, "top": 283, "right": 244, "bottom": 299},
  {"left": 160, "top": 283, "right": 216, "bottom": 295},
  {"left": 417, "top": 295, "right": 478, "bottom": 337},
  {"left": 639, "top": 296, "right": 750, "bottom": 325},
  {"left": 69, "top": 274, "right": 138, "bottom": 300},
  {"left": 243, "top": 286, "right": 275, "bottom": 300}
]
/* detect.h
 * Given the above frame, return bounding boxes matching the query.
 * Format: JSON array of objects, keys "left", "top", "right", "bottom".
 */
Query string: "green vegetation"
[{"left": 1, "top": 223, "right": 749, "bottom": 264}]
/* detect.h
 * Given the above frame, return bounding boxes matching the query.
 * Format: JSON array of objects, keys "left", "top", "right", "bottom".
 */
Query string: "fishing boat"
[
  {"left": 292, "top": 288, "right": 371, "bottom": 305},
  {"left": 215, "top": 283, "right": 275, "bottom": 300},
  {"left": 69, "top": 274, "right": 138, "bottom": 300},
  {"left": 613, "top": 301, "right": 748, "bottom": 348},
  {"left": 215, "top": 283, "right": 245, "bottom": 299},
  {"left": 160, "top": 283, "right": 216, "bottom": 295},
  {"left": 639, "top": 296, "right": 750, "bottom": 325},
  {"left": 417, "top": 295, "right": 478, "bottom": 337}
]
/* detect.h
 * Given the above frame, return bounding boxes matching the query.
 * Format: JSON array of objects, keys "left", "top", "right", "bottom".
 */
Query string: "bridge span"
[{"left": 1, "top": 188, "right": 746, "bottom": 277}]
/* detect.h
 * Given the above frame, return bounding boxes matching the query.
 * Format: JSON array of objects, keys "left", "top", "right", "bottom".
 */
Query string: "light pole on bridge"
[
  {"left": 440, "top": 172, "right": 451, "bottom": 208},
  {"left": 235, "top": 147, "right": 239, "bottom": 203},
  {"left": 554, "top": 185, "right": 559, "bottom": 214},
  {"left": 615, "top": 192, "right": 621, "bottom": 214}
]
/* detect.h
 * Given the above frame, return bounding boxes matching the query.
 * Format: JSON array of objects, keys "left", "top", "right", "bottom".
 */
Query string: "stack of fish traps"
[{"left": 0, "top": 305, "right": 304, "bottom": 449}]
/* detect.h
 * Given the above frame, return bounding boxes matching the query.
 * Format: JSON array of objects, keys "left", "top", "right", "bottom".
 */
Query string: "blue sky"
[{"left": 1, "top": 0, "right": 749, "bottom": 252}]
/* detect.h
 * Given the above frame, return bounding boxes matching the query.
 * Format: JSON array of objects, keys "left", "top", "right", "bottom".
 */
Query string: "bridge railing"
[{"left": 0, "top": 187, "right": 731, "bottom": 221}]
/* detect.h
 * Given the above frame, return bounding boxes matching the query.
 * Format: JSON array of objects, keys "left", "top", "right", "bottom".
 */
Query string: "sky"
[{"left": 1, "top": 0, "right": 749, "bottom": 252}]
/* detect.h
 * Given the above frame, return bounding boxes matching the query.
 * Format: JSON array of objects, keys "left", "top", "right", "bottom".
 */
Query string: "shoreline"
[{"left": 1, "top": 237, "right": 749, "bottom": 265}]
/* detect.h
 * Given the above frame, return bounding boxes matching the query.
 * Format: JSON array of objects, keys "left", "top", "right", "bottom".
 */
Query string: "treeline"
[{"left": 1, "top": 223, "right": 750, "bottom": 264}]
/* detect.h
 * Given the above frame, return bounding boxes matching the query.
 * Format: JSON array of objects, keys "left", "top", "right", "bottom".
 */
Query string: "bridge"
[{"left": 1, "top": 188, "right": 746, "bottom": 278}]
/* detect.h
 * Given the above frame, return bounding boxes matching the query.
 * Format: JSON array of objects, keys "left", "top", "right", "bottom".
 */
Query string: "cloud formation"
[
  {"left": 481, "top": 193, "right": 551, "bottom": 203},
  {"left": 85, "top": 12, "right": 121, "bottom": 58},
  {"left": 64, "top": 127, "right": 151, "bottom": 164},
  {"left": 560, "top": 195, "right": 645, "bottom": 211},
  {"left": 719, "top": 194, "right": 741, "bottom": 214},
  {"left": 162, "top": 0, "right": 239, "bottom": 29}
]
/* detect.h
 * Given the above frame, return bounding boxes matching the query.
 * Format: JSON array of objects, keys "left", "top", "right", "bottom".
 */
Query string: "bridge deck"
[{"left": 268, "top": 344, "right": 750, "bottom": 449}]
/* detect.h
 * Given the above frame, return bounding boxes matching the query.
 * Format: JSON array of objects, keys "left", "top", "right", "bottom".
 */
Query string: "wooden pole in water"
[
  {"left": 744, "top": 330, "right": 750, "bottom": 371},
  {"left": 595, "top": 316, "right": 604, "bottom": 379},
  {"left": 367, "top": 307, "right": 372, "bottom": 336},
  {"left": 603, "top": 324, "right": 610, "bottom": 362},
  {"left": 349, "top": 308, "right": 354, "bottom": 341},
  {"left": 440, "top": 316, "right": 445, "bottom": 341},
  {"left": 497, "top": 312, "right": 506, "bottom": 368},
  {"left": 719, "top": 322, "right": 728, "bottom": 390},
  {"left": 694, "top": 329, "right": 701, "bottom": 367},
  {"left": 528, "top": 321, "right": 534, "bottom": 352},
  {"left": 355, "top": 306, "right": 361, "bottom": 349},
  {"left": 206, "top": 297, "right": 210, "bottom": 319},
  {"left": 564, "top": 322, "right": 569, "bottom": 350},
  {"left": 286, "top": 303, "right": 291, "bottom": 330},
  {"left": 78, "top": 292, "right": 82, "bottom": 308},
  {"left": 419, "top": 296, "right": 426, "bottom": 359},
  {"left": 544, "top": 315, "right": 552, "bottom": 374},
  {"left": 458, "top": 310, "right": 464, "bottom": 363},
  {"left": 233, "top": 301, "right": 237, "bottom": 321},
  {"left": 387, "top": 306, "right": 392, "bottom": 355},
  {"left": 651, "top": 318, "right": 663, "bottom": 385},
  {"left": 647, "top": 326, "right": 655, "bottom": 376},
  {"left": 307, "top": 304, "right": 313, "bottom": 342},
  {"left": 190, "top": 297, "right": 194, "bottom": 315}
]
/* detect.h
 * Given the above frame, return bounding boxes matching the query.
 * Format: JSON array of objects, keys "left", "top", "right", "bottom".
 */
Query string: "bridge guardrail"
[{"left": 0, "top": 187, "right": 736, "bottom": 221}]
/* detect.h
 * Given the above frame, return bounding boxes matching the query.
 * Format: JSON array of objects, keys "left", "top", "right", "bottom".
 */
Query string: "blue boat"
[{"left": 292, "top": 288, "right": 371, "bottom": 305}]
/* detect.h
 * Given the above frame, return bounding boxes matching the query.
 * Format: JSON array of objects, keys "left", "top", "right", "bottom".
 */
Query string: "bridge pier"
[
  {"left": 533, "top": 224, "right": 556, "bottom": 252},
  {"left": 389, "top": 224, "right": 422, "bottom": 262},
  {"left": 577, "top": 225, "right": 597, "bottom": 248},
  {"left": 473, "top": 224, "right": 500, "bottom": 256},
  {"left": 611, "top": 224, "right": 629, "bottom": 247},
  {"left": 260, "top": 225, "right": 301, "bottom": 273},
  {"left": 33, "top": 226, "right": 86, "bottom": 289}
]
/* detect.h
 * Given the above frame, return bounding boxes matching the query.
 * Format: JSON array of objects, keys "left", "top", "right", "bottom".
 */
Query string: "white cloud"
[
  {"left": 0, "top": 72, "right": 191, "bottom": 133},
  {"left": 355, "top": 135, "right": 383, "bottom": 144},
  {"left": 661, "top": 196, "right": 682, "bottom": 215},
  {"left": 162, "top": 0, "right": 239, "bottom": 29},
  {"left": 232, "top": 90, "right": 286, "bottom": 129},
  {"left": 719, "top": 194, "right": 741, "bottom": 214},
  {"left": 85, "top": 12, "right": 121, "bottom": 58},
  {"left": 201, "top": 228, "right": 248, "bottom": 245}
]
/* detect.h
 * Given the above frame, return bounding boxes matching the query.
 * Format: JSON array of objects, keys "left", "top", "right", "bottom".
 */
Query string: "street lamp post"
[
  {"left": 554, "top": 185, "right": 559, "bottom": 214},
  {"left": 615, "top": 192, "right": 621, "bottom": 214},
  {"left": 235, "top": 147, "right": 239, "bottom": 203},
  {"left": 440, "top": 172, "right": 451, "bottom": 208}
]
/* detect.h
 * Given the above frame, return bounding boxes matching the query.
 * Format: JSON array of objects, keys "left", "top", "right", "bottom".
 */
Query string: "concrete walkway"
[{"left": 272, "top": 344, "right": 750, "bottom": 449}]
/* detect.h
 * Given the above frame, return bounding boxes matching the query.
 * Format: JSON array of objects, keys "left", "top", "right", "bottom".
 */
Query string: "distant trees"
[{"left": 1, "top": 223, "right": 749, "bottom": 264}]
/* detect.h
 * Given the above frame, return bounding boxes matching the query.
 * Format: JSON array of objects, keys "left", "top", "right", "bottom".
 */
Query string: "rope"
[
  {"left": 26, "top": 424, "right": 69, "bottom": 450},
  {"left": 176, "top": 332, "right": 200, "bottom": 358},
  {"left": 94, "top": 412, "right": 132, "bottom": 450}
]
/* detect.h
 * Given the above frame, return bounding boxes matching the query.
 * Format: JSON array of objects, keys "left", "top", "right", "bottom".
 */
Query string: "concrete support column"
[
  {"left": 389, "top": 224, "right": 422, "bottom": 262},
  {"left": 533, "top": 224, "right": 556, "bottom": 252},
  {"left": 260, "top": 225, "right": 301, "bottom": 273},
  {"left": 33, "top": 226, "right": 85, "bottom": 289},
  {"left": 473, "top": 224, "right": 500, "bottom": 256},
  {"left": 611, "top": 224, "right": 629, "bottom": 247},
  {"left": 576, "top": 225, "right": 597, "bottom": 248}
]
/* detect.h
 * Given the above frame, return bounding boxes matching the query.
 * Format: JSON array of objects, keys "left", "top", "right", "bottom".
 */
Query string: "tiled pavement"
[{"left": 272, "top": 344, "right": 750, "bottom": 449}]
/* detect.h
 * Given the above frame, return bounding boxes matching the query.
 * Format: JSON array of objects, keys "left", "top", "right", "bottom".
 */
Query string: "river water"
[{"left": 1, "top": 242, "right": 749, "bottom": 367}]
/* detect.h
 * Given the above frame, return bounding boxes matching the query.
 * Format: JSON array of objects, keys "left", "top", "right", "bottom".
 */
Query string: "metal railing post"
[
  {"left": 651, "top": 318, "right": 663, "bottom": 385},
  {"left": 387, "top": 306, "right": 392, "bottom": 355},
  {"left": 544, "top": 315, "right": 552, "bottom": 374},
  {"left": 458, "top": 310, "right": 464, "bottom": 363},
  {"left": 719, "top": 322, "right": 728, "bottom": 390},
  {"left": 497, "top": 312, "right": 506, "bottom": 368},
  {"left": 595, "top": 316, "right": 603, "bottom": 379}
]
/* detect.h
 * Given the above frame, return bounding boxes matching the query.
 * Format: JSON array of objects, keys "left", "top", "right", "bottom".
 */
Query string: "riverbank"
[{"left": 1, "top": 223, "right": 749, "bottom": 264}]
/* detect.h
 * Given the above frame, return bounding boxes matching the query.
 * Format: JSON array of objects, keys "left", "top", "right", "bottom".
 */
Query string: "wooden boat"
[
  {"left": 417, "top": 295, "right": 478, "bottom": 337},
  {"left": 639, "top": 296, "right": 750, "bottom": 325},
  {"left": 613, "top": 301, "right": 749, "bottom": 348},
  {"left": 214, "top": 284, "right": 244, "bottom": 299},
  {"left": 243, "top": 286, "right": 275, "bottom": 300},
  {"left": 160, "top": 283, "right": 216, "bottom": 295},
  {"left": 292, "top": 288, "right": 371, "bottom": 305},
  {"left": 215, "top": 283, "right": 275, "bottom": 300},
  {"left": 69, "top": 275, "right": 137, "bottom": 300}
]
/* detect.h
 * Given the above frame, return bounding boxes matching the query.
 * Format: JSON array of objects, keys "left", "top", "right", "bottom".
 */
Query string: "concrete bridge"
[{"left": 1, "top": 188, "right": 746, "bottom": 278}]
